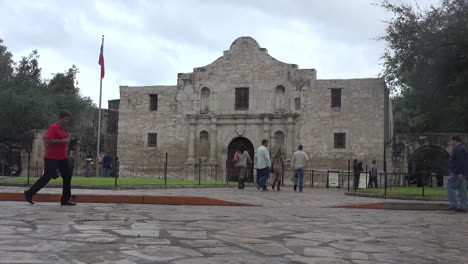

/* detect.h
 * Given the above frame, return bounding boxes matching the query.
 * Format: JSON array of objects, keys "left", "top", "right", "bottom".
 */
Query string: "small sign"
[
  {"left": 328, "top": 171, "right": 340, "bottom": 188},
  {"left": 359, "top": 173, "right": 368, "bottom": 189}
]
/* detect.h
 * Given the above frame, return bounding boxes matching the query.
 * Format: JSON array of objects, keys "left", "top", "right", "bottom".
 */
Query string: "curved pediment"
[
  {"left": 193, "top": 36, "right": 298, "bottom": 73},
  {"left": 229, "top": 36, "right": 262, "bottom": 53}
]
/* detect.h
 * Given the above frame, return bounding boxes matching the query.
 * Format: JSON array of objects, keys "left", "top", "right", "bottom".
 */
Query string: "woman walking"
[
  {"left": 235, "top": 145, "right": 252, "bottom": 189},
  {"left": 271, "top": 148, "right": 286, "bottom": 191}
]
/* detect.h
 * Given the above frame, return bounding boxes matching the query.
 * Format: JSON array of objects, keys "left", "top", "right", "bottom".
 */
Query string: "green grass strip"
[
  {"left": 356, "top": 187, "right": 447, "bottom": 198},
  {"left": 2, "top": 177, "right": 239, "bottom": 186}
]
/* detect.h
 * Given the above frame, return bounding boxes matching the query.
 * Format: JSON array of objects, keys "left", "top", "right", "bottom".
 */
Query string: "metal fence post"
[
  {"left": 422, "top": 170, "right": 425, "bottom": 197},
  {"left": 114, "top": 171, "right": 117, "bottom": 187},
  {"left": 27, "top": 151, "right": 31, "bottom": 185},
  {"left": 226, "top": 160, "right": 229, "bottom": 184},
  {"left": 198, "top": 158, "right": 202, "bottom": 185},
  {"left": 365, "top": 164, "right": 368, "bottom": 188},
  {"left": 347, "top": 160, "right": 350, "bottom": 192},
  {"left": 311, "top": 170, "right": 315, "bottom": 187},
  {"left": 326, "top": 170, "right": 329, "bottom": 188},
  {"left": 164, "top": 152, "right": 168, "bottom": 186},
  {"left": 384, "top": 161, "right": 387, "bottom": 196}
]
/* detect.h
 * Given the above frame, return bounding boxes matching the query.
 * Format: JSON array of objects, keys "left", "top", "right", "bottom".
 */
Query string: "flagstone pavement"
[{"left": 0, "top": 186, "right": 467, "bottom": 264}]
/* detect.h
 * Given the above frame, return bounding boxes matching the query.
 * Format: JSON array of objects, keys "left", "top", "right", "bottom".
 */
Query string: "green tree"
[
  {"left": 0, "top": 39, "right": 13, "bottom": 84},
  {"left": 46, "top": 66, "right": 97, "bottom": 151},
  {"left": 0, "top": 39, "right": 96, "bottom": 157},
  {"left": 380, "top": 0, "right": 468, "bottom": 132}
]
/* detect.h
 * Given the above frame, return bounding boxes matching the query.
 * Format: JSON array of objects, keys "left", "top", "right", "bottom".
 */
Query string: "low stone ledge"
[
  {"left": 336, "top": 201, "right": 449, "bottom": 211},
  {"left": 345, "top": 191, "right": 447, "bottom": 201},
  {"left": 0, "top": 182, "right": 236, "bottom": 190},
  {"left": 0, "top": 192, "right": 253, "bottom": 206}
]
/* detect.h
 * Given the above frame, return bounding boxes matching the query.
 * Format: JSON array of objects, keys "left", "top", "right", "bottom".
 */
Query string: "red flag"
[{"left": 98, "top": 43, "right": 105, "bottom": 78}]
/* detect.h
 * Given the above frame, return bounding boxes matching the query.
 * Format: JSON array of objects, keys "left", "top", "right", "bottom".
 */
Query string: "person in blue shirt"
[
  {"left": 256, "top": 139, "right": 271, "bottom": 191},
  {"left": 447, "top": 136, "right": 467, "bottom": 213},
  {"left": 102, "top": 152, "right": 112, "bottom": 178}
]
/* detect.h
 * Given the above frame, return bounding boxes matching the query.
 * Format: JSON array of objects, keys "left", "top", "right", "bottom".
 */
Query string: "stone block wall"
[
  {"left": 297, "top": 78, "right": 387, "bottom": 171},
  {"left": 117, "top": 85, "right": 190, "bottom": 178},
  {"left": 116, "top": 37, "right": 391, "bottom": 179}
]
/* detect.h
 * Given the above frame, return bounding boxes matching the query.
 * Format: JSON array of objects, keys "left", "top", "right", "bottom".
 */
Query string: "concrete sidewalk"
[{"left": 1, "top": 186, "right": 467, "bottom": 264}]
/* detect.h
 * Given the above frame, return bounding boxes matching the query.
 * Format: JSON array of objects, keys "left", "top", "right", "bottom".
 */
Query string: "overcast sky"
[{"left": 0, "top": 0, "right": 440, "bottom": 108}]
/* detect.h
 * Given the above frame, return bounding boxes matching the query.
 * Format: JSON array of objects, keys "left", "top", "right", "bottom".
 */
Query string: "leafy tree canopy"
[
  {"left": 380, "top": 0, "right": 468, "bottom": 133},
  {"left": 0, "top": 38, "right": 96, "bottom": 151}
]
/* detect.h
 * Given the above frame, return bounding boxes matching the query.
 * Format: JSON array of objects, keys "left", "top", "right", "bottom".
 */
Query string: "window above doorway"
[{"left": 235, "top": 88, "right": 249, "bottom": 110}]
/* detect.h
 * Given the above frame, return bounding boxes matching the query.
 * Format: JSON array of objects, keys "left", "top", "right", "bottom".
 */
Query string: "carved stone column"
[
  {"left": 209, "top": 117, "right": 217, "bottom": 163},
  {"left": 263, "top": 116, "right": 271, "bottom": 150},
  {"left": 187, "top": 118, "right": 196, "bottom": 164},
  {"left": 286, "top": 116, "right": 295, "bottom": 159}
]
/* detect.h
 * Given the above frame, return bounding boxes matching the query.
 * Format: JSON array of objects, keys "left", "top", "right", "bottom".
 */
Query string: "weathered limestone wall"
[
  {"left": 116, "top": 36, "right": 391, "bottom": 179},
  {"left": 117, "top": 85, "right": 190, "bottom": 178},
  {"left": 297, "top": 78, "right": 387, "bottom": 170}
]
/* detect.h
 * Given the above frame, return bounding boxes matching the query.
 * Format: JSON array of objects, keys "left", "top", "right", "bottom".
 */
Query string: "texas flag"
[{"left": 98, "top": 42, "right": 105, "bottom": 78}]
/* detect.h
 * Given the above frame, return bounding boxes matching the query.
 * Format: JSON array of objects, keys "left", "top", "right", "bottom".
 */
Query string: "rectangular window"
[
  {"left": 149, "top": 94, "right": 158, "bottom": 111},
  {"left": 295, "top": 97, "right": 301, "bottom": 110},
  {"left": 334, "top": 133, "right": 346, "bottom": 149},
  {"left": 331, "top": 88, "right": 341, "bottom": 108},
  {"left": 235, "top": 88, "right": 249, "bottom": 110},
  {"left": 148, "top": 133, "right": 157, "bottom": 147}
]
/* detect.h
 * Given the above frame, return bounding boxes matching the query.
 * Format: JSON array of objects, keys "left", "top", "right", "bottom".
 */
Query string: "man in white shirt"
[
  {"left": 291, "top": 145, "right": 309, "bottom": 192},
  {"left": 256, "top": 139, "right": 271, "bottom": 191}
]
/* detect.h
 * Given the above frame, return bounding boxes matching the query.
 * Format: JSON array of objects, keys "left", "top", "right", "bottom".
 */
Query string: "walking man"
[
  {"left": 369, "top": 160, "right": 378, "bottom": 188},
  {"left": 24, "top": 110, "right": 76, "bottom": 206},
  {"left": 447, "top": 136, "right": 467, "bottom": 213},
  {"left": 256, "top": 139, "right": 271, "bottom": 191},
  {"left": 291, "top": 145, "right": 309, "bottom": 192},
  {"left": 254, "top": 152, "right": 261, "bottom": 190}
]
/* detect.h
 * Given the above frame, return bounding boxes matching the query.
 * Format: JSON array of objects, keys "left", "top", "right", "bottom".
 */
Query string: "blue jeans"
[
  {"left": 294, "top": 168, "right": 305, "bottom": 191},
  {"left": 447, "top": 173, "right": 467, "bottom": 209},
  {"left": 102, "top": 167, "right": 110, "bottom": 177},
  {"left": 258, "top": 167, "right": 270, "bottom": 190},
  {"left": 84, "top": 164, "right": 92, "bottom": 177}
]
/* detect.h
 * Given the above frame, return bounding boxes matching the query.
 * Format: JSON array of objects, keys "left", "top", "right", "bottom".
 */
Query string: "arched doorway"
[
  {"left": 408, "top": 145, "right": 450, "bottom": 187},
  {"left": 226, "top": 137, "right": 255, "bottom": 182}
]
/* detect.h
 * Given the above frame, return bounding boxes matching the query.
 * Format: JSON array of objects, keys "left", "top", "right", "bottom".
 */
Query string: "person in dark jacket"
[
  {"left": 368, "top": 160, "right": 378, "bottom": 188},
  {"left": 447, "top": 136, "right": 467, "bottom": 213},
  {"left": 102, "top": 152, "right": 112, "bottom": 177},
  {"left": 353, "top": 161, "right": 363, "bottom": 190}
]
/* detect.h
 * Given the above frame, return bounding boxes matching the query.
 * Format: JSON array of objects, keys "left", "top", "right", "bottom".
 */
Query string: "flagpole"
[{"left": 96, "top": 35, "right": 104, "bottom": 177}]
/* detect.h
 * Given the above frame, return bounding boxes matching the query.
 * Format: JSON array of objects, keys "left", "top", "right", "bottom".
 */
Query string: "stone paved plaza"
[{"left": 0, "top": 186, "right": 467, "bottom": 264}]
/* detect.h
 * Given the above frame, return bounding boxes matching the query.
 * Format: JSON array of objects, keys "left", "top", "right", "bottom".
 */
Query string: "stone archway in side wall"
[
  {"left": 391, "top": 133, "right": 468, "bottom": 178},
  {"left": 226, "top": 137, "right": 255, "bottom": 182},
  {"left": 407, "top": 145, "right": 450, "bottom": 187}
]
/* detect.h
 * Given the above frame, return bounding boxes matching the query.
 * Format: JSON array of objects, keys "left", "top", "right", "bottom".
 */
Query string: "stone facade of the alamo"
[{"left": 116, "top": 37, "right": 393, "bottom": 180}]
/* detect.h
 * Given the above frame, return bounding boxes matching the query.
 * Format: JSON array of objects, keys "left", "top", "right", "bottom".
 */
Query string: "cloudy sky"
[{"left": 0, "top": 0, "right": 440, "bottom": 108}]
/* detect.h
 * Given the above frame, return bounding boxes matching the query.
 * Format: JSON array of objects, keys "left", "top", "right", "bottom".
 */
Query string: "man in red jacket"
[{"left": 24, "top": 110, "right": 76, "bottom": 206}]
